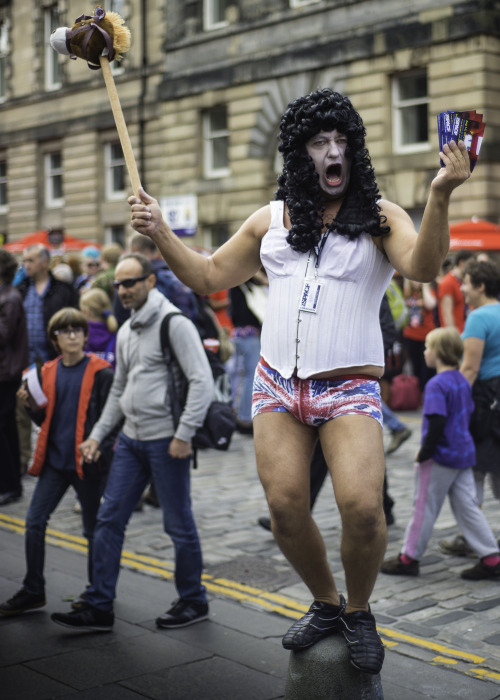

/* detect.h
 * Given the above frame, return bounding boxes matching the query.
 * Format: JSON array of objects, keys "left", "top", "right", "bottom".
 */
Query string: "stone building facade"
[{"left": 0, "top": 0, "right": 498, "bottom": 248}]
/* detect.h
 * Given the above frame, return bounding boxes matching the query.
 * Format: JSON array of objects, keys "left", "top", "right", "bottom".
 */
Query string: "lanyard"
[{"left": 306, "top": 231, "right": 330, "bottom": 279}]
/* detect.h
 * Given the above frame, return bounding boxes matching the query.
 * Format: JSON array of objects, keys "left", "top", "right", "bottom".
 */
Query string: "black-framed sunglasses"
[
  {"left": 54, "top": 327, "right": 85, "bottom": 337},
  {"left": 113, "top": 274, "right": 149, "bottom": 290}
]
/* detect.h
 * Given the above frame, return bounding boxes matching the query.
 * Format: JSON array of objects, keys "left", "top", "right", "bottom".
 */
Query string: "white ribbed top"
[{"left": 260, "top": 200, "right": 394, "bottom": 379}]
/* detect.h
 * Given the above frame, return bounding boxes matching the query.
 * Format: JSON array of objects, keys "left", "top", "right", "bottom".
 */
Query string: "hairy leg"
[
  {"left": 253, "top": 412, "right": 341, "bottom": 606},
  {"left": 319, "top": 415, "right": 387, "bottom": 614}
]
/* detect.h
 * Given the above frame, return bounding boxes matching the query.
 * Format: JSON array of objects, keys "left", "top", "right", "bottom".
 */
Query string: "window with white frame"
[
  {"left": 203, "top": 223, "right": 229, "bottom": 251},
  {"left": 204, "top": 0, "right": 228, "bottom": 31},
  {"left": 105, "top": 224, "right": 126, "bottom": 248},
  {"left": 392, "top": 71, "right": 430, "bottom": 153},
  {"left": 105, "top": 142, "right": 126, "bottom": 200},
  {"left": 44, "top": 6, "right": 62, "bottom": 91},
  {"left": 108, "top": 0, "right": 125, "bottom": 13},
  {"left": 290, "top": 0, "right": 320, "bottom": 8},
  {"left": 0, "top": 160, "right": 7, "bottom": 213},
  {"left": 108, "top": 0, "right": 125, "bottom": 75},
  {"left": 203, "top": 106, "right": 230, "bottom": 178},
  {"left": 44, "top": 152, "right": 64, "bottom": 208},
  {"left": 0, "top": 21, "right": 8, "bottom": 102}
]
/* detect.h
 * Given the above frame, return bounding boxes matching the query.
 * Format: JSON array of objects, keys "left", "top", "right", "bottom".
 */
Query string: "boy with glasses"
[{"left": 0, "top": 308, "right": 114, "bottom": 616}]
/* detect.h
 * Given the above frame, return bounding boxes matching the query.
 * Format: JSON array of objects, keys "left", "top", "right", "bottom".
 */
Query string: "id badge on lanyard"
[
  {"left": 299, "top": 234, "right": 328, "bottom": 314},
  {"left": 299, "top": 278, "right": 323, "bottom": 313}
]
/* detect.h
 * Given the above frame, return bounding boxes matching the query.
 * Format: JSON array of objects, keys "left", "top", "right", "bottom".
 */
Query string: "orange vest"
[{"left": 29, "top": 354, "right": 111, "bottom": 479}]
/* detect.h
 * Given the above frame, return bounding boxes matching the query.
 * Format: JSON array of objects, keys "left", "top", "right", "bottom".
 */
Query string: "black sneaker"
[
  {"left": 0, "top": 588, "right": 46, "bottom": 616},
  {"left": 51, "top": 603, "right": 114, "bottom": 631},
  {"left": 258, "top": 516, "right": 272, "bottom": 531},
  {"left": 282, "top": 595, "right": 346, "bottom": 650},
  {"left": 381, "top": 554, "right": 419, "bottom": 576},
  {"left": 341, "top": 609, "right": 385, "bottom": 675},
  {"left": 460, "top": 559, "right": 500, "bottom": 580},
  {"left": 156, "top": 598, "right": 209, "bottom": 629}
]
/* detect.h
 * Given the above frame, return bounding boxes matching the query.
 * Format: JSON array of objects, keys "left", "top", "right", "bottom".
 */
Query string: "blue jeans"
[
  {"left": 232, "top": 335, "right": 261, "bottom": 422},
  {"left": 24, "top": 464, "right": 103, "bottom": 595},
  {"left": 87, "top": 433, "right": 206, "bottom": 612},
  {"left": 381, "top": 400, "right": 406, "bottom": 433}
]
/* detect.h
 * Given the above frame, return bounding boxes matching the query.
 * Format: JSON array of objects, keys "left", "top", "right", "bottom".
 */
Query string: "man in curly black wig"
[{"left": 129, "top": 87, "right": 472, "bottom": 676}]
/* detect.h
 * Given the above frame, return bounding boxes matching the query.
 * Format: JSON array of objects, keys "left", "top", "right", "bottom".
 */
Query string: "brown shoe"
[
  {"left": 381, "top": 554, "right": 419, "bottom": 576},
  {"left": 386, "top": 427, "right": 412, "bottom": 455},
  {"left": 438, "top": 534, "right": 474, "bottom": 558}
]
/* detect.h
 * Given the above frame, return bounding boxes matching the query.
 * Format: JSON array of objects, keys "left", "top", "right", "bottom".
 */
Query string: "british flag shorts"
[{"left": 252, "top": 361, "right": 383, "bottom": 427}]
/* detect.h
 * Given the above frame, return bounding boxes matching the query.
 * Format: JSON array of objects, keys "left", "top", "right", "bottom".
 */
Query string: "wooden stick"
[{"left": 99, "top": 54, "right": 141, "bottom": 196}]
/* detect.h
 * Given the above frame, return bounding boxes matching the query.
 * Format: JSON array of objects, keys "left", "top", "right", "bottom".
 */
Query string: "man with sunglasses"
[{"left": 51, "top": 253, "right": 214, "bottom": 632}]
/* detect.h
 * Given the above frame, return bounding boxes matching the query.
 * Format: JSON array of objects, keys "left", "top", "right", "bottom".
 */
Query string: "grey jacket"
[{"left": 89, "top": 288, "right": 214, "bottom": 445}]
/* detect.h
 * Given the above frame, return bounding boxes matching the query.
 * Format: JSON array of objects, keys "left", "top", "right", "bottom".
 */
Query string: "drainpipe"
[{"left": 139, "top": 0, "right": 147, "bottom": 189}]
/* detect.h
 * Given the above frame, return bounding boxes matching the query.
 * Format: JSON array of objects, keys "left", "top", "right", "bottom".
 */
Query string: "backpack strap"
[
  {"left": 160, "top": 312, "right": 184, "bottom": 427},
  {"left": 160, "top": 312, "right": 199, "bottom": 468}
]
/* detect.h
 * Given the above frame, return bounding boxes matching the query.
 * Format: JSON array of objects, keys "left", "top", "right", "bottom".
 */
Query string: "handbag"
[
  {"left": 160, "top": 313, "right": 236, "bottom": 466},
  {"left": 470, "top": 377, "right": 500, "bottom": 443},
  {"left": 389, "top": 373, "right": 421, "bottom": 411}
]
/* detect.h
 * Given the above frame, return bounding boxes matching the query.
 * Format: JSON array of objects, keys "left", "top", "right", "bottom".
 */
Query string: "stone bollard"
[{"left": 284, "top": 635, "right": 384, "bottom": 700}]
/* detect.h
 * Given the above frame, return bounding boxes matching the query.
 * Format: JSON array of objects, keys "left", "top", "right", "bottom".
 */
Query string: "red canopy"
[
  {"left": 449, "top": 219, "right": 500, "bottom": 251},
  {"left": 3, "top": 230, "right": 101, "bottom": 253}
]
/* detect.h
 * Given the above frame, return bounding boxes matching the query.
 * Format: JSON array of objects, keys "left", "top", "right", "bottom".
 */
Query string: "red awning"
[
  {"left": 3, "top": 230, "right": 101, "bottom": 253},
  {"left": 449, "top": 219, "right": 500, "bottom": 251}
]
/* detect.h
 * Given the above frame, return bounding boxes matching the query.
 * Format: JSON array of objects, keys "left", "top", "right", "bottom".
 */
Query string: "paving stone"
[
  {"left": 390, "top": 598, "right": 438, "bottom": 616},
  {"left": 396, "top": 621, "right": 439, "bottom": 638},
  {"left": 426, "top": 611, "right": 472, "bottom": 626},
  {"left": 464, "top": 596, "right": 500, "bottom": 612}
]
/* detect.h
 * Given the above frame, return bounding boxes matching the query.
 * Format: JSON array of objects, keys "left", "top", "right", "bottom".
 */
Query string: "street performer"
[{"left": 128, "top": 88, "right": 471, "bottom": 675}]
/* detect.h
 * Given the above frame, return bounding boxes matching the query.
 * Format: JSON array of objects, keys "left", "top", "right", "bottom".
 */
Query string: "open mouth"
[{"left": 326, "top": 164, "right": 342, "bottom": 186}]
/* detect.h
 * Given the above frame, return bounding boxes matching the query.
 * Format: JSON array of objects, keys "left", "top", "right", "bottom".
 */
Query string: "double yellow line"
[{"left": 1, "top": 512, "right": 499, "bottom": 683}]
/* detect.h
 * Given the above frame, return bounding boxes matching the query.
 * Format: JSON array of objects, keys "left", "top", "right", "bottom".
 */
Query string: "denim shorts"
[{"left": 252, "top": 361, "right": 383, "bottom": 427}]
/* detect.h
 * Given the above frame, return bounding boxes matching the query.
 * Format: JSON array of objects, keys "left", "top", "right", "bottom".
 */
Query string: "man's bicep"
[
  {"left": 208, "top": 207, "right": 269, "bottom": 290},
  {"left": 378, "top": 201, "right": 419, "bottom": 277}
]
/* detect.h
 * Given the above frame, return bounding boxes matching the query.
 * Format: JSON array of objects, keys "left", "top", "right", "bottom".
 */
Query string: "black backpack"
[{"left": 160, "top": 312, "right": 236, "bottom": 467}]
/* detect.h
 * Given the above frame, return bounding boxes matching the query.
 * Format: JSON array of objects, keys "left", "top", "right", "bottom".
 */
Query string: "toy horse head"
[{"left": 50, "top": 6, "right": 131, "bottom": 70}]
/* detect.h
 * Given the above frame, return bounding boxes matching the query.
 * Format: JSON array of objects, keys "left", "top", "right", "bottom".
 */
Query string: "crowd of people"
[{"left": 0, "top": 87, "right": 498, "bottom": 682}]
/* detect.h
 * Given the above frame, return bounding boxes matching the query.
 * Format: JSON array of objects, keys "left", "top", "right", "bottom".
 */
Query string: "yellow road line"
[{"left": 1, "top": 512, "right": 498, "bottom": 682}]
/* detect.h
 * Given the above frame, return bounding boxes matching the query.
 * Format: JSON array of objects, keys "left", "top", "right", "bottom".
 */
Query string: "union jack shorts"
[{"left": 252, "top": 362, "right": 383, "bottom": 427}]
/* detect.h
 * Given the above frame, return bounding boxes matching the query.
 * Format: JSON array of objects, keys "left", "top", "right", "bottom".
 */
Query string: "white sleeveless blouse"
[{"left": 259, "top": 200, "right": 394, "bottom": 379}]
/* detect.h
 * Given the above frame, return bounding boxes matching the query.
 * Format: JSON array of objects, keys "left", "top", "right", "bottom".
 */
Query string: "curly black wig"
[{"left": 276, "top": 88, "right": 389, "bottom": 253}]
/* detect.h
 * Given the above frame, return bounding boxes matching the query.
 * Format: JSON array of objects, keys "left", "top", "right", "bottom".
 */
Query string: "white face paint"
[{"left": 305, "top": 129, "right": 352, "bottom": 200}]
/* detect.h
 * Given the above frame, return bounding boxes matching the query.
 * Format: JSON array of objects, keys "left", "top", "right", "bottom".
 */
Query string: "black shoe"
[
  {"left": 236, "top": 420, "right": 253, "bottom": 435},
  {"left": 51, "top": 604, "right": 114, "bottom": 631},
  {"left": 282, "top": 595, "right": 346, "bottom": 650},
  {"left": 0, "top": 490, "right": 22, "bottom": 506},
  {"left": 341, "top": 609, "right": 385, "bottom": 675},
  {"left": 386, "top": 427, "right": 412, "bottom": 455},
  {"left": 460, "top": 559, "right": 500, "bottom": 580},
  {"left": 385, "top": 511, "right": 395, "bottom": 526},
  {"left": 143, "top": 486, "right": 160, "bottom": 508},
  {"left": 0, "top": 588, "right": 46, "bottom": 616},
  {"left": 71, "top": 588, "right": 89, "bottom": 611},
  {"left": 381, "top": 554, "right": 419, "bottom": 576},
  {"left": 258, "top": 516, "right": 272, "bottom": 531},
  {"left": 156, "top": 598, "right": 209, "bottom": 629}
]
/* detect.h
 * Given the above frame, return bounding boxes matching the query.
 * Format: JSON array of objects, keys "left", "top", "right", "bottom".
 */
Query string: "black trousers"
[{"left": 0, "top": 378, "right": 22, "bottom": 496}]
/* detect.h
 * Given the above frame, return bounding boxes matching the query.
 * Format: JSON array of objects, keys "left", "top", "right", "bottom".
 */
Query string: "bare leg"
[
  {"left": 253, "top": 412, "right": 341, "bottom": 606},
  {"left": 319, "top": 415, "right": 387, "bottom": 614}
]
